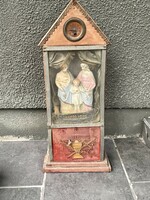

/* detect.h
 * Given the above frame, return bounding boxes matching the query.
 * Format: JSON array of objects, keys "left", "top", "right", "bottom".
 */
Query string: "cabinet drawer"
[{"left": 52, "top": 127, "right": 101, "bottom": 162}]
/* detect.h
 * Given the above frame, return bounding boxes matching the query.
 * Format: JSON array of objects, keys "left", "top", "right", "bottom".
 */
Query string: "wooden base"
[{"left": 43, "top": 153, "right": 111, "bottom": 173}]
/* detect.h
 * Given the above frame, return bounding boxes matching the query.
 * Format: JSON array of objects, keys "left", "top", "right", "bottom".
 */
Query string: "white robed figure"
[
  {"left": 70, "top": 79, "right": 83, "bottom": 113},
  {"left": 55, "top": 63, "right": 74, "bottom": 113},
  {"left": 77, "top": 63, "right": 96, "bottom": 111}
]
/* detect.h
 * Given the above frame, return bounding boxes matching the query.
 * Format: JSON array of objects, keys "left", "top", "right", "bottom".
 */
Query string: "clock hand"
[
  {"left": 69, "top": 29, "right": 77, "bottom": 33},
  {"left": 69, "top": 26, "right": 78, "bottom": 31},
  {"left": 69, "top": 28, "right": 78, "bottom": 36}
]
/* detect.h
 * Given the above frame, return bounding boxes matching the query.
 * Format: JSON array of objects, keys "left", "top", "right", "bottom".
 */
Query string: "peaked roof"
[{"left": 38, "top": 0, "right": 109, "bottom": 47}]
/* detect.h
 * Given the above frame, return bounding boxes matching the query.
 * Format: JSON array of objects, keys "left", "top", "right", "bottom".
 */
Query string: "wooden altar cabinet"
[{"left": 39, "top": 0, "right": 111, "bottom": 172}]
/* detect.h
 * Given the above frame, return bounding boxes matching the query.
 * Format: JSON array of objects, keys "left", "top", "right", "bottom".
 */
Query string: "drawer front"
[{"left": 52, "top": 127, "right": 101, "bottom": 162}]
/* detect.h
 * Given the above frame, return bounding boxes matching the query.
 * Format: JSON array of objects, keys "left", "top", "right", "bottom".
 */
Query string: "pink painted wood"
[{"left": 52, "top": 127, "right": 101, "bottom": 162}]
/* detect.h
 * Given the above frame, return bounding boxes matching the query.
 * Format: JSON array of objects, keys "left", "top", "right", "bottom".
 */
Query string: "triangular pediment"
[{"left": 39, "top": 0, "right": 109, "bottom": 47}]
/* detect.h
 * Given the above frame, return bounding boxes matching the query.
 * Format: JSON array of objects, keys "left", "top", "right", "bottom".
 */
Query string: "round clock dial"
[{"left": 63, "top": 18, "right": 86, "bottom": 42}]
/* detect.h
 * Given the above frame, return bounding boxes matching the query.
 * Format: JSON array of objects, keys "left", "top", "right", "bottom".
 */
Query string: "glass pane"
[{"left": 48, "top": 50, "right": 102, "bottom": 124}]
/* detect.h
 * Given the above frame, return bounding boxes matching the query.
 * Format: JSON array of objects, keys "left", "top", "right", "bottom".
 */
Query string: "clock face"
[{"left": 63, "top": 18, "right": 86, "bottom": 42}]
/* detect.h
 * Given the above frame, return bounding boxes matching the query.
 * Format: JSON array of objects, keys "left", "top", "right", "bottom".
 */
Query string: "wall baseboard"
[{"left": 0, "top": 109, "right": 149, "bottom": 140}]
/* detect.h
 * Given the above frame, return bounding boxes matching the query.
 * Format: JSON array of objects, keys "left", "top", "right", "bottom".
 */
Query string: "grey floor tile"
[
  {"left": 133, "top": 183, "right": 150, "bottom": 200},
  {"left": 115, "top": 138, "right": 150, "bottom": 182},
  {"left": 0, "top": 141, "right": 47, "bottom": 186},
  {"left": 44, "top": 139, "right": 133, "bottom": 200},
  {"left": 0, "top": 188, "right": 41, "bottom": 200}
]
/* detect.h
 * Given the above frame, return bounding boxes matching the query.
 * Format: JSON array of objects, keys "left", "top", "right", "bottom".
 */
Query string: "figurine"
[
  {"left": 70, "top": 79, "right": 83, "bottom": 113},
  {"left": 55, "top": 62, "right": 74, "bottom": 114},
  {"left": 77, "top": 63, "right": 96, "bottom": 112},
  {"left": 55, "top": 61, "right": 96, "bottom": 114}
]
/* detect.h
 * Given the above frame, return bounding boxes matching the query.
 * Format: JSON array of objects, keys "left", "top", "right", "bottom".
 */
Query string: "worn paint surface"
[
  {"left": 40, "top": 0, "right": 108, "bottom": 46},
  {"left": 52, "top": 127, "right": 101, "bottom": 161}
]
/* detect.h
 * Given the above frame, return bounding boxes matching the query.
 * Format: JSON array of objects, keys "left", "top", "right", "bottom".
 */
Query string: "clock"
[{"left": 63, "top": 17, "right": 86, "bottom": 42}]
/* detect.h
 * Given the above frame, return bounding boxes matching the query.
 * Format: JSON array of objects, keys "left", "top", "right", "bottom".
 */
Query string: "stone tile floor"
[{"left": 0, "top": 138, "right": 150, "bottom": 200}]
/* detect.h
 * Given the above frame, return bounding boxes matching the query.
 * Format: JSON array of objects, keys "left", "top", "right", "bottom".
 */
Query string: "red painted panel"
[{"left": 52, "top": 127, "right": 101, "bottom": 162}]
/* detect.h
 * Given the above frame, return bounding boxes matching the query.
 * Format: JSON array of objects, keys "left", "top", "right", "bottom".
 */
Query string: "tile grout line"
[
  {"left": 0, "top": 185, "right": 42, "bottom": 189},
  {"left": 112, "top": 139, "right": 138, "bottom": 200},
  {"left": 0, "top": 140, "right": 48, "bottom": 142},
  {"left": 133, "top": 181, "right": 150, "bottom": 184},
  {"left": 40, "top": 173, "right": 47, "bottom": 200},
  {"left": 40, "top": 145, "right": 49, "bottom": 200}
]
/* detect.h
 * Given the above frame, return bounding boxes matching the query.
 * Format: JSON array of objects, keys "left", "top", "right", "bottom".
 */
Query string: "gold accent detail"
[
  {"left": 62, "top": 138, "right": 96, "bottom": 159},
  {"left": 71, "top": 140, "right": 83, "bottom": 158}
]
